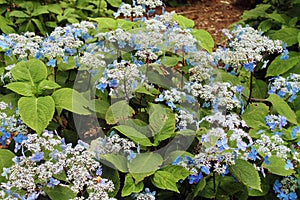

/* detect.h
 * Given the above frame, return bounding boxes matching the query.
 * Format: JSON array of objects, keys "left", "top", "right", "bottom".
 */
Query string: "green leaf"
[
  {"left": 105, "top": 100, "right": 135, "bottom": 124},
  {"left": 266, "top": 11, "right": 287, "bottom": 24},
  {"left": 161, "top": 55, "right": 181, "bottom": 67},
  {"left": 57, "top": 56, "right": 76, "bottom": 71},
  {"left": 172, "top": 14, "right": 194, "bottom": 29},
  {"left": 258, "top": 19, "right": 273, "bottom": 32},
  {"left": 116, "top": 19, "right": 137, "bottom": 30},
  {"left": 269, "top": 28, "right": 300, "bottom": 47},
  {"left": 266, "top": 52, "right": 300, "bottom": 77},
  {"left": 0, "top": 16, "right": 15, "bottom": 34},
  {"left": 121, "top": 174, "right": 144, "bottom": 197},
  {"left": 90, "top": 99, "right": 110, "bottom": 119},
  {"left": 241, "top": 103, "right": 269, "bottom": 130},
  {"left": 248, "top": 175, "right": 270, "bottom": 197},
  {"left": 152, "top": 171, "right": 180, "bottom": 193},
  {"left": 191, "top": 29, "right": 214, "bottom": 52},
  {"left": 101, "top": 165, "right": 120, "bottom": 197},
  {"left": 128, "top": 152, "right": 163, "bottom": 183},
  {"left": 0, "top": 149, "right": 14, "bottom": 182},
  {"left": 9, "top": 10, "right": 30, "bottom": 18},
  {"left": 32, "top": 6, "right": 49, "bottom": 16},
  {"left": 18, "top": 96, "right": 55, "bottom": 134},
  {"left": 266, "top": 94, "right": 298, "bottom": 124},
  {"left": 160, "top": 165, "right": 190, "bottom": 181},
  {"left": 100, "top": 154, "right": 128, "bottom": 173},
  {"left": 5, "top": 82, "right": 34, "bottom": 96},
  {"left": 38, "top": 80, "right": 61, "bottom": 91},
  {"left": 107, "top": 0, "right": 122, "bottom": 7},
  {"left": 229, "top": 159, "right": 261, "bottom": 191},
  {"left": 262, "top": 156, "right": 295, "bottom": 176},
  {"left": 11, "top": 59, "right": 47, "bottom": 83},
  {"left": 48, "top": 4, "right": 62, "bottom": 14},
  {"left": 89, "top": 17, "right": 117, "bottom": 31},
  {"left": 241, "top": 4, "right": 271, "bottom": 20},
  {"left": 113, "top": 125, "right": 152, "bottom": 146},
  {"left": 32, "top": 18, "right": 46, "bottom": 35},
  {"left": 252, "top": 79, "right": 268, "bottom": 99},
  {"left": 52, "top": 88, "right": 92, "bottom": 115},
  {"left": 148, "top": 104, "right": 176, "bottom": 145},
  {"left": 44, "top": 185, "right": 76, "bottom": 200}
]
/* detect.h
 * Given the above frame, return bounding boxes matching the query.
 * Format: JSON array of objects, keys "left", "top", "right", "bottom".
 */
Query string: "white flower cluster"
[
  {"left": 0, "top": 131, "right": 115, "bottom": 199},
  {"left": 268, "top": 73, "right": 300, "bottom": 102},
  {"left": 190, "top": 82, "right": 241, "bottom": 110},
  {"left": 96, "top": 60, "right": 145, "bottom": 99},
  {"left": 91, "top": 132, "right": 136, "bottom": 158},
  {"left": 255, "top": 134, "right": 291, "bottom": 159},
  {"left": 114, "top": 3, "right": 145, "bottom": 18},
  {"left": 137, "top": 0, "right": 163, "bottom": 8},
  {"left": 176, "top": 109, "right": 195, "bottom": 130},
  {"left": 217, "top": 25, "right": 283, "bottom": 68},
  {"left": 132, "top": 187, "right": 156, "bottom": 200}
]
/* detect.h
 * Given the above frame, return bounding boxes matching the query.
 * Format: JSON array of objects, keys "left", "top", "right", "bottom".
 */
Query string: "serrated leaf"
[
  {"left": 11, "top": 59, "right": 47, "bottom": 83},
  {"left": 172, "top": 14, "right": 194, "bottom": 29},
  {"left": 100, "top": 154, "right": 128, "bottom": 173},
  {"left": 5, "top": 82, "right": 33, "bottom": 96},
  {"left": 52, "top": 88, "right": 92, "bottom": 115},
  {"left": 113, "top": 125, "right": 152, "bottom": 146},
  {"left": 38, "top": 80, "right": 61, "bottom": 91},
  {"left": 241, "top": 4, "right": 271, "bottom": 20},
  {"left": 267, "top": 94, "right": 298, "bottom": 124},
  {"left": 193, "top": 178, "right": 206, "bottom": 197},
  {"left": 128, "top": 152, "right": 163, "bottom": 183},
  {"left": 152, "top": 171, "right": 180, "bottom": 193},
  {"left": 121, "top": 174, "right": 144, "bottom": 197},
  {"left": 258, "top": 19, "right": 273, "bottom": 32},
  {"left": 9, "top": 10, "right": 30, "bottom": 18},
  {"left": 269, "top": 28, "right": 300, "bottom": 47},
  {"left": 44, "top": 185, "right": 76, "bottom": 200},
  {"left": 105, "top": 100, "right": 135, "bottom": 124},
  {"left": 266, "top": 11, "right": 287, "bottom": 24},
  {"left": 0, "top": 16, "right": 15, "bottom": 34},
  {"left": 191, "top": 29, "right": 214, "bottom": 52},
  {"left": 32, "top": 6, "right": 49, "bottom": 16},
  {"left": 48, "top": 4, "right": 62, "bottom": 14},
  {"left": 262, "top": 156, "right": 295, "bottom": 176},
  {"left": 229, "top": 159, "right": 261, "bottom": 191},
  {"left": 241, "top": 103, "right": 269, "bottom": 130},
  {"left": 89, "top": 17, "right": 118, "bottom": 31},
  {"left": 18, "top": 96, "right": 55, "bottom": 134},
  {"left": 0, "top": 149, "right": 15, "bottom": 183},
  {"left": 160, "top": 165, "right": 190, "bottom": 181},
  {"left": 266, "top": 52, "right": 300, "bottom": 77}
]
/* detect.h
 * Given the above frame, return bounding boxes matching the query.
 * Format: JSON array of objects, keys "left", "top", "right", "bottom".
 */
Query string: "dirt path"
[{"left": 166, "top": 0, "right": 250, "bottom": 46}]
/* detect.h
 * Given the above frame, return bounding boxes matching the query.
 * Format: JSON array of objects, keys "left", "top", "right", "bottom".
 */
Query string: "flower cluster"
[
  {"left": 273, "top": 176, "right": 299, "bottom": 200},
  {"left": 173, "top": 112, "right": 252, "bottom": 183},
  {"left": 255, "top": 133, "right": 291, "bottom": 160},
  {"left": 96, "top": 60, "right": 145, "bottom": 99},
  {"left": 114, "top": 0, "right": 163, "bottom": 18},
  {"left": 268, "top": 73, "right": 300, "bottom": 102},
  {"left": 0, "top": 131, "right": 115, "bottom": 200},
  {"left": 0, "top": 21, "right": 95, "bottom": 69},
  {"left": 264, "top": 114, "right": 288, "bottom": 131},
  {"left": 132, "top": 188, "right": 156, "bottom": 200},
  {"left": 215, "top": 25, "right": 284, "bottom": 71},
  {"left": 0, "top": 102, "right": 28, "bottom": 152},
  {"left": 91, "top": 131, "right": 138, "bottom": 162}
]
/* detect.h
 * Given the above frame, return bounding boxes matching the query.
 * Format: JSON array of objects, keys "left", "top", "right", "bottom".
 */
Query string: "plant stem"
[{"left": 246, "top": 71, "right": 254, "bottom": 107}]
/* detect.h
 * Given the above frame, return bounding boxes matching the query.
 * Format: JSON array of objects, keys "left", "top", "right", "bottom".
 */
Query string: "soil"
[{"left": 166, "top": 0, "right": 252, "bottom": 46}]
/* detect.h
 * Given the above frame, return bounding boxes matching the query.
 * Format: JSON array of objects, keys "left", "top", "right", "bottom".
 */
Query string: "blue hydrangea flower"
[
  {"left": 243, "top": 62, "right": 255, "bottom": 72},
  {"left": 47, "top": 178, "right": 60, "bottom": 188},
  {"left": 285, "top": 159, "right": 293, "bottom": 170},
  {"left": 96, "top": 168, "right": 102, "bottom": 176},
  {"left": 188, "top": 172, "right": 203, "bottom": 184},
  {"left": 291, "top": 126, "right": 300, "bottom": 139},
  {"left": 166, "top": 101, "right": 176, "bottom": 110},
  {"left": 46, "top": 58, "right": 56, "bottom": 67},
  {"left": 216, "top": 138, "right": 229, "bottom": 151},
  {"left": 96, "top": 82, "right": 107, "bottom": 92},
  {"left": 30, "top": 152, "right": 44, "bottom": 162},
  {"left": 127, "top": 150, "right": 136, "bottom": 162},
  {"left": 108, "top": 79, "right": 118, "bottom": 88},
  {"left": 172, "top": 156, "right": 181, "bottom": 165}
]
